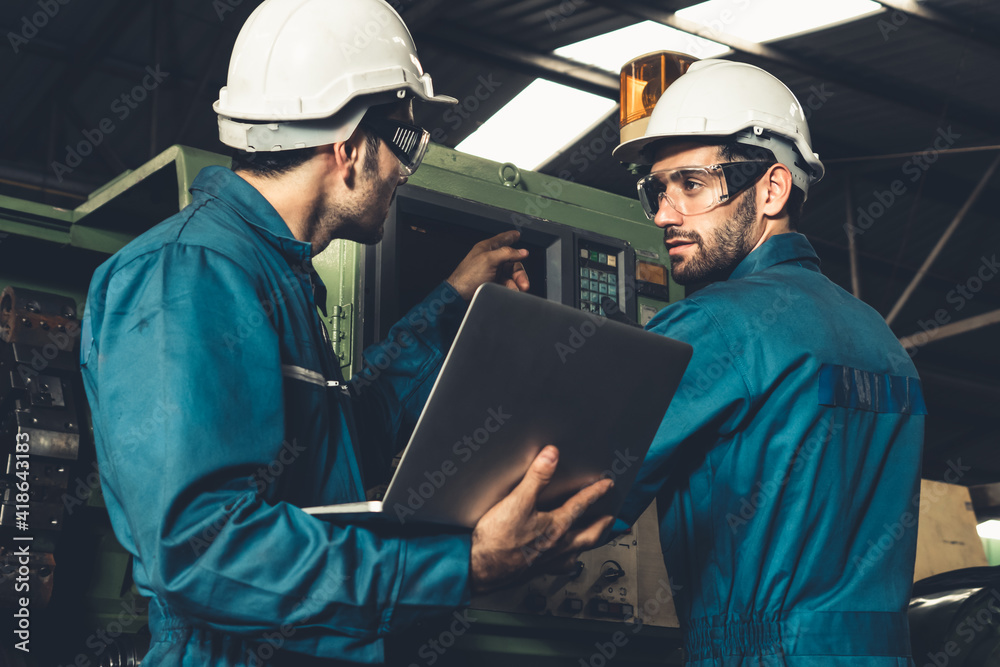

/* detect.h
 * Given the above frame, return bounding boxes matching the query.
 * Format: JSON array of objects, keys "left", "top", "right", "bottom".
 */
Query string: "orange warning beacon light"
[{"left": 619, "top": 51, "right": 697, "bottom": 147}]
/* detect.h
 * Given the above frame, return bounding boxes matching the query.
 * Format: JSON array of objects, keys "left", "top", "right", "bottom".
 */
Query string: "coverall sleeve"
[
  {"left": 344, "top": 282, "right": 468, "bottom": 485},
  {"left": 614, "top": 297, "right": 753, "bottom": 531},
  {"left": 81, "top": 244, "right": 471, "bottom": 642}
]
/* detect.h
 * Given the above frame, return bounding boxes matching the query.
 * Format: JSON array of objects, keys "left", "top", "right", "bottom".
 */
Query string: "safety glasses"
[
  {"left": 636, "top": 160, "right": 775, "bottom": 219},
  {"left": 360, "top": 117, "right": 430, "bottom": 176}
]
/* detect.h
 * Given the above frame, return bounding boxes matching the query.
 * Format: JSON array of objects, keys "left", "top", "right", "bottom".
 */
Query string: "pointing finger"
[
  {"left": 485, "top": 230, "right": 521, "bottom": 250},
  {"left": 485, "top": 246, "right": 528, "bottom": 267}
]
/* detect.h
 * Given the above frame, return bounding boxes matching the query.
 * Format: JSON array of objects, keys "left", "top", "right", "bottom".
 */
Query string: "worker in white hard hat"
[
  {"left": 612, "top": 59, "right": 925, "bottom": 665},
  {"left": 80, "top": 1, "right": 613, "bottom": 665}
]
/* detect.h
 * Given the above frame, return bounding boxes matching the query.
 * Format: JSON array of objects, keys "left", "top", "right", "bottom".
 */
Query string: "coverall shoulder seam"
[
  {"left": 106, "top": 232, "right": 263, "bottom": 298},
  {"left": 685, "top": 295, "right": 756, "bottom": 410}
]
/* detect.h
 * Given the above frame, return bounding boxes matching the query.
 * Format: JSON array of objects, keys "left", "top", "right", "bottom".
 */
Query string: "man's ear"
[
  {"left": 322, "top": 131, "right": 365, "bottom": 188},
  {"left": 760, "top": 163, "right": 793, "bottom": 220}
]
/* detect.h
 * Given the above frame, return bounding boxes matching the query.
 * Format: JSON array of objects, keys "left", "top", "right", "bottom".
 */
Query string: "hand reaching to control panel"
[
  {"left": 469, "top": 445, "right": 614, "bottom": 593},
  {"left": 446, "top": 230, "right": 530, "bottom": 301}
]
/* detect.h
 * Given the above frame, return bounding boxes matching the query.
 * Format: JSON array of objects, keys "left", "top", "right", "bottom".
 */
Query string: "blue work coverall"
[
  {"left": 617, "top": 233, "right": 926, "bottom": 666},
  {"left": 81, "top": 167, "right": 471, "bottom": 666}
]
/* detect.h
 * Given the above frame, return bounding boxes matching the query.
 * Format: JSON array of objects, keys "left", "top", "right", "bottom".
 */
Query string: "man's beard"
[
  {"left": 331, "top": 164, "right": 396, "bottom": 245},
  {"left": 666, "top": 191, "right": 758, "bottom": 285}
]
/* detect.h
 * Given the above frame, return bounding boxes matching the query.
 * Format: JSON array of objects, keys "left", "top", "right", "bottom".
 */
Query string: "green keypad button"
[
  {"left": 609, "top": 285, "right": 617, "bottom": 296},
  {"left": 599, "top": 273, "right": 608, "bottom": 283},
  {"left": 589, "top": 269, "right": 599, "bottom": 279},
  {"left": 608, "top": 275, "right": 617, "bottom": 285},
  {"left": 590, "top": 250, "right": 599, "bottom": 262},
  {"left": 599, "top": 284, "right": 608, "bottom": 295}
]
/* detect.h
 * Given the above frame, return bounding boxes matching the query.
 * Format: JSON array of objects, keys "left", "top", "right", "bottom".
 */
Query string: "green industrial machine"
[{"left": 0, "top": 144, "right": 683, "bottom": 666}]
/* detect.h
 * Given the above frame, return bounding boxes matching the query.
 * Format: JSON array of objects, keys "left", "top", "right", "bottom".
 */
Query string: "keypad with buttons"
[{"left": 579, "top": 244, "right": 620, "bottom": 315}]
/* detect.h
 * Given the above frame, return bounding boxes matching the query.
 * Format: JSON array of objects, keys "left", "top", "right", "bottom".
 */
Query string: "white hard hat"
[
  {"left": 613, "top": 59, "right": 825, "bottom": 196},
  {"left": 214, "top": 0, "right": 457, "bottom": 152}
]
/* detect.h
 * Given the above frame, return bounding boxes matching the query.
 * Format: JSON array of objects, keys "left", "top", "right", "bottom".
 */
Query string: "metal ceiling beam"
[
  {"left": 589, "top": 0, "right": 1000, "bottom": 137},
  {"left": 844, "top": 176, "right": 862, "bottom": 299},
  {"left": 885, "top": 151, "right": 1000, "bottom": 326},
  {"left": 899, "top": 308, "right": 1000, "bottom": 349},
  {"left": 872, "top": 0, "right": 1000, "bottom": 54},
  {"left": 415, "top": 24, "right": 619, "bottom": 99},
  {"left": 63, "top": 105, "right": 128, "bottom": 177},
  {"left": 402, "top": 0, "right": 456, "bottom": 30},
  {"left": 0, "top": 31, "right": 202, "bottom": 90}
]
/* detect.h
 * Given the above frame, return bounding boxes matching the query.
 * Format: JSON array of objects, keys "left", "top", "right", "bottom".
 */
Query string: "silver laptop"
[{"left": 304, "top": 282, "right": 692, "bottom": 528}]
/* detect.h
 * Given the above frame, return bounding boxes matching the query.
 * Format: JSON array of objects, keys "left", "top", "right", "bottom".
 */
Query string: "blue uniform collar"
[
  {"left": 190, "top": 166, "right": 313, "bottom": 264},
  {"left": 727, "top": 232, "right": 821, "bottom": 281}
]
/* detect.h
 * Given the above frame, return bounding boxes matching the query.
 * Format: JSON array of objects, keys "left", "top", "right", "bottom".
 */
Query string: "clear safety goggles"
[
  {"left": 360, "top": 116, "right": 430, "bottom": 176},
  {"left": 636, "top": 160, "right": 775, "bottom": 219}
]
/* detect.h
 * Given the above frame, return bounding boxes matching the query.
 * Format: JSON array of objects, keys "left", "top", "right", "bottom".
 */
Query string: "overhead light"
[
  {"left": 978, "top": 520, "right": 1000, "bottom": 540},
  {"left": 455, "top": 79, "right": 618, "bottom": 171},
  {"left": 553, "top": 20, "right": 730, "bottom": 68},
  {"left": 676, "top": 0, "right": 884, "bottom": 43}
]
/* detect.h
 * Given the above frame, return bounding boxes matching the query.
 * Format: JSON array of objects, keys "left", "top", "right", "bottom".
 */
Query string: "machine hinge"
[{"left": 324, "top": 304, "right": 353, "bottom": 370}]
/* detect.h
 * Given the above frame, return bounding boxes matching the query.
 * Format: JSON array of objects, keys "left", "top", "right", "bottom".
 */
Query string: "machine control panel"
[{"left": 470, "top": 502, "right": 678, "bottom": 628}]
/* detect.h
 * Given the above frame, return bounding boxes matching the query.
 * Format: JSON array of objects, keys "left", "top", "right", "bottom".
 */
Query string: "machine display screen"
[
  {"left": 394, "top": 214, "right": 550, "bottom": 313},
  {"left": 363, "top": 185, "right": 636, "bottom": 348}
]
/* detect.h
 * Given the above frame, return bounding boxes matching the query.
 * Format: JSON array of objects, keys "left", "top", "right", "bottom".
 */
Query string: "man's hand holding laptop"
[{"left": 469, "top": 445, "right": 614, "bottom": 593}]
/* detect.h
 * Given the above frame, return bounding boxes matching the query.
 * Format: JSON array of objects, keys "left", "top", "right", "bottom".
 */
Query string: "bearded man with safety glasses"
[
  {"left": 612, "top": 60, "right": 926, "bottom": 666},
  {"left": 79, "top": 1, "right": 614, "bottom": 665}
]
